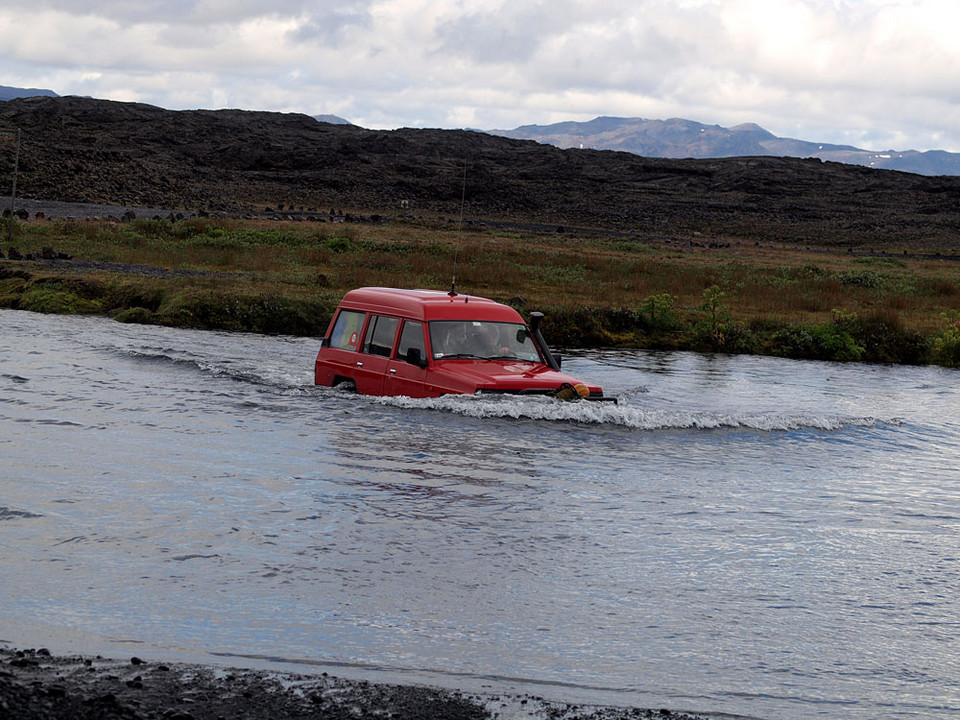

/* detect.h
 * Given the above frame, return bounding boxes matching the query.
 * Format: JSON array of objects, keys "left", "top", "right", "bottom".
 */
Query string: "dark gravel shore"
[{"left": 0, "top": 647, "right": 717, "bottom": 720}]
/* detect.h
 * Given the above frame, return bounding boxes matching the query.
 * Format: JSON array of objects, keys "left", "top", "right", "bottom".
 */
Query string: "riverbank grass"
[{"left": 3, "top": 215, "right": 960, "bottom": 366}]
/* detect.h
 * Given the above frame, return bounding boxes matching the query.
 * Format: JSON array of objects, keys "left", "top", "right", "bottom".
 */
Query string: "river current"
[{"left": 2, "top": 308, "right": 958, "bottom": 719}]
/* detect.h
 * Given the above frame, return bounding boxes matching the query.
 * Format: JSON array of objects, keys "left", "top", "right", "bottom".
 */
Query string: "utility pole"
[{"left": 1, "top": 127, "right": 21, "bottom": 243}]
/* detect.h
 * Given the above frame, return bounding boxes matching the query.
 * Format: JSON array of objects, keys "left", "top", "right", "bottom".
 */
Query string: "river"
[{"left": 2, "top": 308, "right": 958, "bottom": 719}]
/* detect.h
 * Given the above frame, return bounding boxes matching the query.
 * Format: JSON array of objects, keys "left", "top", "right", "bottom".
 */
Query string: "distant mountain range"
[
  {"left": 490, "top": 116, "right": 960, "bottom": 176},
  {"left": 314, "top": 114, "right": 352, "bottom": 125},
  {"left": 0, "top": 84, "right": 59, "bottom": 101},
  {"left": 3, "top": 85, "right": 957, "bottom": 175}
]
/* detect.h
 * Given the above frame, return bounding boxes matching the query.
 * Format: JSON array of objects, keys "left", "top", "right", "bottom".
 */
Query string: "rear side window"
[
  {"left": 330, "top": 310, "right": 366, "bottom": 350},
  {"left": 363, "top": 315, "right": 399, "bottom": 357}
]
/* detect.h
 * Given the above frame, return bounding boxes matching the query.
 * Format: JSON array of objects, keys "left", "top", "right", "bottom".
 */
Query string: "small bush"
[
  {"left": 696, "top": 285, "right": 731, "bottom": 349},
  {"left": 932, "top": 311, "right": 960, "bottom": 367},
  {"left": 536, "top": 305, "right": 614, "bottom": 346},
  {"left": 770, "top": 312, "right": 864, "bottom": 362},
  {"left": 771, "top": 264, "right": 827, "bottom": 285},
  {"left": 639, "top": 293, "right": 679, "bottom": 333},
  {"left": 606, "top": 306, "right": 641, "bottom": 333},
  {"left": 716, "top": 322, "right": 759, "bottom": 354},
  {"left": 113, "top": 307, "right": 156, "bottom": 324},
  {"left": 853, "top": 309, "right": 928, "bottom": 364},
  {"left": 326, "top": 236, "right": 354, "bottom": 254},
  {"left": 836, "top": 269, "right": 885, "bottom": 289}
]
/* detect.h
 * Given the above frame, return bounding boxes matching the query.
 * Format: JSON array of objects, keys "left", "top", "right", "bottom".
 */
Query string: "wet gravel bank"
[{"left": 1, "top": 648, "right": 714, "bottom": 720}]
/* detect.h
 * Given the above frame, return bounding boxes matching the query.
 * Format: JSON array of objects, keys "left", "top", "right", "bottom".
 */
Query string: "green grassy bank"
[{"left": 3, "top": 214, "right": 960, "bottom": 367}]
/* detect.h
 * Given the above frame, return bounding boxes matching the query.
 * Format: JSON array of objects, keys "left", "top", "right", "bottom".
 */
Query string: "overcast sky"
[{"left": 2, "top": 0, "right": 959, "bottom": 151}]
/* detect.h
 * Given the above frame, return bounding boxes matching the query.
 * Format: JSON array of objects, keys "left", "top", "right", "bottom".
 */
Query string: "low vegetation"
[{"left": 3, "top": 214, "right": 960, "bottom": 367}]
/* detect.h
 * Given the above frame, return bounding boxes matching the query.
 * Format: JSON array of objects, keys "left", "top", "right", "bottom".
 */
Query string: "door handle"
[
  {"left": 389, "top": 368, "right": 397, "bottom": 374},
  {"left": 356, "top": 361, "right": 364, "bottom": 367}
]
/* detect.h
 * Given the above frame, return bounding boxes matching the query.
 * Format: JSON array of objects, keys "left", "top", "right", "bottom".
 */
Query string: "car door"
[
  {"left": 384, "top": 319, "right": 428, "bottom": 397},
  {"left": 354, "top": 314, "right": 399, "bottom": 395}
]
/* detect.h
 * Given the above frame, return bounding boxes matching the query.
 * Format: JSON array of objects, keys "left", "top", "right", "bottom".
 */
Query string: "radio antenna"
[{"left": 449, "top": 158, "right": 467, "bottom": 296}]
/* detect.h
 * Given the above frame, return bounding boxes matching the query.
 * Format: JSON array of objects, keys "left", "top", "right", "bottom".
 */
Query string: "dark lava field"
[{"left": 2, "top": 95, "right": 960, "bottom": 250}]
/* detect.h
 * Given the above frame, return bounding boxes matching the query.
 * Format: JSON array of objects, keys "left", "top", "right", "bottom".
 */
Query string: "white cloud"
[{"left": 1, "top": 0, "right": 959, "bottom": 150}]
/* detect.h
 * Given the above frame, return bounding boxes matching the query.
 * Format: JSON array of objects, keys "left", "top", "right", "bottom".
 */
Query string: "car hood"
[{"left": 432, "top": 359, "right": 595, "bottom": 393}]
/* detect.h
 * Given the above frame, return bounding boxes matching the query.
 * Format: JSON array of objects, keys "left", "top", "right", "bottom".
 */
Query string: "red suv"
[{"left": 315, "top": 287, "right": 611, "bottom": 401}]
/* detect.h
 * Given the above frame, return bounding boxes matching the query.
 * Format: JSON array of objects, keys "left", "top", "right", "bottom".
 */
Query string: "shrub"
[
  {"left": 640, "top": 293, "right": 679, "bottom": 333},
  {"left": 932, "top": 310, "right": 960, "bottom": 367},
  {"left": 696, "top": 285, "right": 731, "bottom": 349},
  {"left": 836, "top": 269, "right": 885, "bottom": 289},
  {"left": 716, "top": 322, "right": 759, "bottom": 354},
  {"left": 326, "top": 236, "right": 354, "bottom": 254},
  {"left": 113, "top": 307, "right": 156, "bottom": 324},
  {"left": 770, "top": 310, "right": 864, "bottom": 362},
  {"left": 535, "top": 305, "right": 615, "bottom": 346},
  {"left": 770, "top": 323, "right": 863, "bottom": 362},
  {"left": 853, "top": 309, "right": 928, "bottom": 364},
  {"left": 606, "top": 306, "right": 641, "bottom": 333}
]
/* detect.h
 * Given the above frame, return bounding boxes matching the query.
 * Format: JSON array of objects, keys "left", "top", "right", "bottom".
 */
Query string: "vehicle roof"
[{"left": 337, "top": 287, "right": 525, "bottom": 323}]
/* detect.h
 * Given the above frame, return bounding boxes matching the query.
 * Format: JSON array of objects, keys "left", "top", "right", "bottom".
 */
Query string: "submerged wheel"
[{"left": 332, "top": 377, "right": 357, "bottom": 393}]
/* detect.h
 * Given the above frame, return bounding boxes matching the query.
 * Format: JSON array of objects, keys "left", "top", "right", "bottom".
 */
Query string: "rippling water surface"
[{"left": 2, "top": 309, "right": 959, "bottom": 719}]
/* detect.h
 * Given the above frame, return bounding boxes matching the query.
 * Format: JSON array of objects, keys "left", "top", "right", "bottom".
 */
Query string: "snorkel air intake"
[{"left": 529, "top": 311, "right": 561, "bottom": 372}]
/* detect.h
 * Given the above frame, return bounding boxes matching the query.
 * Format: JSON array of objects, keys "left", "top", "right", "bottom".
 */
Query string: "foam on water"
[
  {"left": 118, "top": 343, "right": 901, "bottom": 432},
  {"left": 120, "top": 343, "right": 316, "bottom": 391},
  {"left": 376, "top": 392, "right": 894, "bottom": 431}
]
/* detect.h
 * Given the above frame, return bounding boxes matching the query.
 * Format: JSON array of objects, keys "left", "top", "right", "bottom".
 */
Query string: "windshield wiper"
[{"left": 437, "top": 353, "right": 533, "bottom": 361}]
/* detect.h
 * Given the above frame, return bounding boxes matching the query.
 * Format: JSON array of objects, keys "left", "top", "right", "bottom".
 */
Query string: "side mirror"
[
  {"left": 405, "top": 347, "right": 428, "bottom": 368},
  {"left": 320, "top": 336, "right": 331, "bottom": 349},
  {"left": 553, "top": 352, "right": 562, "bottom": 369},
  {"left": 516, "top": 328, "right": 527, "bottom": 343}
]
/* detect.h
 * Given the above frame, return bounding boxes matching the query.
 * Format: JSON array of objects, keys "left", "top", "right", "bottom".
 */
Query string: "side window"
[
  {"left": 396, "top": 321, "right": 425, "bottom": 361},
  {"left": 363, "top": 315, "right": 399, "bottom": 357},
  {"left": 329, "top": 310, "right": 366, "bottom": 351}
]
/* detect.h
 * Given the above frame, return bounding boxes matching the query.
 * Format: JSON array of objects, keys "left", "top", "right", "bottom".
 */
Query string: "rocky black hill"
[{"left": 2, "top": 95, "right": 960, "bottom": 250}]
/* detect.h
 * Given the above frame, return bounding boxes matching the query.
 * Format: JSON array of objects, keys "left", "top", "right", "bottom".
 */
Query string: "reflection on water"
[{"left": 1, "top": 309, "right": 959, "bottom": 720}]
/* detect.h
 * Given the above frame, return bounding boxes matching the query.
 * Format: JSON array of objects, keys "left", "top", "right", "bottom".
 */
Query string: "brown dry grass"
[{"left": 7, "top": 215, "right": 960, "bottom": 356}]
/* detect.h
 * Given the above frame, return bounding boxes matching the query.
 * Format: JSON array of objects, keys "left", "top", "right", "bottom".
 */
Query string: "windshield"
[{"left": 429, "top": 321, "right": 543, "bottom": 362}]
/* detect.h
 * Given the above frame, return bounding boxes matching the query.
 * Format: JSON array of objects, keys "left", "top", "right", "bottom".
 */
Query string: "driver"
[{"left": 477, "top": 324, "right": 510, "bottom": 357}]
